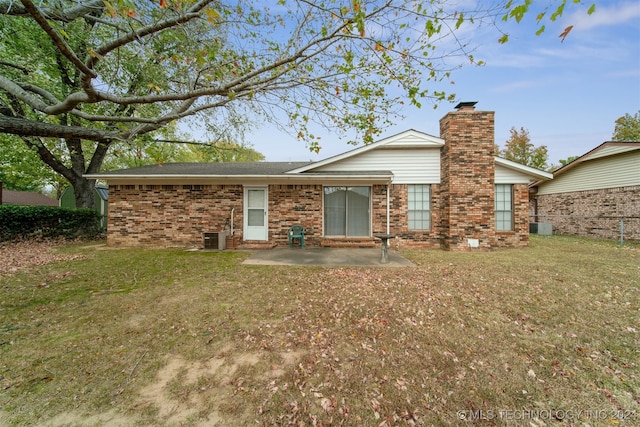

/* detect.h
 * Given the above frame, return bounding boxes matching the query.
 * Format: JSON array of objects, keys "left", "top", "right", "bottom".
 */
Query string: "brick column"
[{"left": 439, "top": 105, "right": 496, "bottom": 250}]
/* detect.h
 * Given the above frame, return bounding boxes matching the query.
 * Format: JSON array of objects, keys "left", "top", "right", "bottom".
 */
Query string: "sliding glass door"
[{"left": 324, "top": 186, "right": 370, "bottom": 237}]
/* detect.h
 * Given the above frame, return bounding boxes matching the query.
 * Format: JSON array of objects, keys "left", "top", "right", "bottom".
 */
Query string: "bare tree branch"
[
  {"left": 21, "top": 136, "right": 75, "bottom": 182},
  {"left": 0, "top": 115, "right": 119, "bottom": 142},
  {"left": 0, "top": 75, "right": 52, "bottom": 112}
]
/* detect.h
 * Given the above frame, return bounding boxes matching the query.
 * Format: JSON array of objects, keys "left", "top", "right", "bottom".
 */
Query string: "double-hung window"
[
  {"left": 324, "top": 186, "right": 370, "bottom": 236},
  {"left": 495, "top": 184, "right": 513, "bottom": 231},
  {"left": 408, "top": 184, "right": 431, "bottom": 230}
]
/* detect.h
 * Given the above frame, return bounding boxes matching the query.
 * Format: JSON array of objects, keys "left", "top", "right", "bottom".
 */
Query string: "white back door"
[{"left": 244, "top": 187, "right": 268, "bottom": 240}]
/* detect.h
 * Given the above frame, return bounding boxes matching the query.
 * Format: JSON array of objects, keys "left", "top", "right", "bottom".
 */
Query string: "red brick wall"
[
  {"left": 534, "top": 185, "right": 640, "bottom": 242},
  {"left": 268, "top": 184, "right": 323, "bottom": 246},
  {"left": 108, "top": 183, "right": 328, "bottom": 248},
  {"left": 376, "top": 184, "right": 442, "bottom": 249},
  {"left": 271, "top": 184, "right": 442, "bottom": 249},
  {"left": 108, "top": 184, "right": 243, "bottom": 247},
  {"left": 371, "top": 184, "right": 387, "bottom": 235}
]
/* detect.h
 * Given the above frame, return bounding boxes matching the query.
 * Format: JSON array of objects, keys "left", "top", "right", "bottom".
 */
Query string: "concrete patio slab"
[{"left": 242, "top": 247, "right": 414, "bottom": 267}]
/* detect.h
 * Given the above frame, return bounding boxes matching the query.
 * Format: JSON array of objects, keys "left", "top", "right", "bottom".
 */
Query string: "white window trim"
[
  {"left": 408, "top": 184, "right": 431, "bottom": 231},
  {"left": 495, "top": 184, "right": 514, "bottom": 232}
]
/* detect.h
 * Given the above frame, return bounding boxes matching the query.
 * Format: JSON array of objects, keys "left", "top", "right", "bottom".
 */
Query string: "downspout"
[
  {"left": 101, "top": 197, "right": 106, "bottom": 229},
  {"left": 386, "top": 183, "right": 390, "bottom": 234},
  {"left": 230, "top": 208, "right": 235, "bottom": 235}
]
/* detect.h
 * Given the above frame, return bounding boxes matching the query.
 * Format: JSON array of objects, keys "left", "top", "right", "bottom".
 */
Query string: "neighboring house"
[
  {"left": 59, "top": 184, "right": 109, "bottom": 229},
  {"left": 0, "top": 186, "right": 58, "bottom": 207},
  {"left": 85, "top": 103, "right": 552, "bottom": 251},
  {"left": 530, "top": 141, "right": 640, "bottom": 242}
]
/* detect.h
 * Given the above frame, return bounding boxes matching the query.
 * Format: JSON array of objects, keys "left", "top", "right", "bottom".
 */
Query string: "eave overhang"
[
  {"left": 495, "top": 157, "right": 553, "bottom": 181},
  {"left": 83, "top": 173, "right": 394, "bottom": 186}
]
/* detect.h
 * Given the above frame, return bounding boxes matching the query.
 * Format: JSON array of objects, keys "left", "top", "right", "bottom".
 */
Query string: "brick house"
[
  {"left": 530, "top": 141, "right": 640, "bottom": 242},
  {"left": 86, "top": 103, "right": 552, "bottom": 250}
]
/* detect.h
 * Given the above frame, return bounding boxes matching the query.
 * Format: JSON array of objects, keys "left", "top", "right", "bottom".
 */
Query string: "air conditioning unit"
[
  {"left": 529, "top": 222, "right": 552, "bottom": 236},
  {"left": 204, "top": 231, "right": 229, "bottom": 250}
]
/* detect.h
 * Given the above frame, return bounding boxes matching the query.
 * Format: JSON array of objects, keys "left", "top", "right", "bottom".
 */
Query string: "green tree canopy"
[
  {"left": 612, "top": 111, "right": 640, "bottom": 141},
  {"left": 102, "top": 139, "right": 264, "bottom": 170},
  {"left": 0, "top": 133, "right": 66, "bottom": 195},
  {"left": 559, "top": 155, "right": 580, "bottom": 166},
  {"left": 498, "top": 126, "right": 549, "bottom": 170},
  {"left": 548, "top": 155, "right": 580, "bottom": 172},
  {"left": 175, "top": 142, "right": 265, "bottom": 163},
  {"left": 0, "top": 0, "right": 595, "bottom": 208}
]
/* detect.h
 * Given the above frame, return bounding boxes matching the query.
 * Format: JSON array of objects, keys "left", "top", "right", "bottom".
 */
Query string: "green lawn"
[{"left": 1, "top": 236, "right": 638, "bottom": 426}]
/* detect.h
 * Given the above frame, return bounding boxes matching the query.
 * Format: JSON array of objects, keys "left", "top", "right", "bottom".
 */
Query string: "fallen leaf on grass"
[
  {"left": 0, "top": 240, "right": 85, "bottom": 276},
  {"left": 320, "top": 397, "right": 334, "bottom": 412}
]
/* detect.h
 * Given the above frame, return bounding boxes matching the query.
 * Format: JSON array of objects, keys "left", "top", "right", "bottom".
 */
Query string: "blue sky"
[{"left": 244, "top": 0, "right": 640, "bottom": 167}]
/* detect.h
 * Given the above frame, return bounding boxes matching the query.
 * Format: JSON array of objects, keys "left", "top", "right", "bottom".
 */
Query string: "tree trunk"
[
  {"left": 22, "top": 134, "right": 111, "bottom": 210},
  {"left": 72, "top": 176, "right": 96, "bottom": 210}
]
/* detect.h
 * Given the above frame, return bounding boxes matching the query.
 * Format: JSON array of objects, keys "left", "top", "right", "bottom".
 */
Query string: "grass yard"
[{"left": 1, "top": 236, "right": 638, "bottom": 426}]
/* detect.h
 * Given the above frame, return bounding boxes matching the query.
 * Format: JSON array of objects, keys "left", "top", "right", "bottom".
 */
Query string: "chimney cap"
[{"left": 454, "top": 101, "right": 478, "bottom": 110}]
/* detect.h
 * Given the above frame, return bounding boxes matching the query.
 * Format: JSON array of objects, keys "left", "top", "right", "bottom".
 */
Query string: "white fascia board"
[
  {"left": 287, "top": 129, "right": 444, "bottom": 174},
  {"left": 495, "top": 157, "right": 553, "bottom": 180},
  {"left": 83, "top": 173, "right": 394, "bottom": 185}
]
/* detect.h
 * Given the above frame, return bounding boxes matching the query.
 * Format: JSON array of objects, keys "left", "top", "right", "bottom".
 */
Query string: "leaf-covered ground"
[
  {"left": 1, "top": 236, "right": 638, "bottom": 426},
  {"left": 0, "top": 239, "right": 85, "bottom": 276}
]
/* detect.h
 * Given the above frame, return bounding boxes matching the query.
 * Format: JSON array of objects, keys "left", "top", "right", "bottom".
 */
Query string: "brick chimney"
[{"left": 438, "top": 102, "right": 495, "bottom": 250}]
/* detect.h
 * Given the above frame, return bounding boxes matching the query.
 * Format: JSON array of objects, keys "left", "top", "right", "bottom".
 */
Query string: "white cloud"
[
  {"left": 533, "top": 40, "right": 629, "bottom": 62},
  {"left": 479, "top": 21, "right": 636, "bottom": 69},
  {"left": 565, "top": 1, "right": 640, "bottom": 31}
]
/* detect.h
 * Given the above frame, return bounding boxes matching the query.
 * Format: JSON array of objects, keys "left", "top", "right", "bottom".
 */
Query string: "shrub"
[{"left": 0, "top": 205, "right": 102, "bottom": 241}]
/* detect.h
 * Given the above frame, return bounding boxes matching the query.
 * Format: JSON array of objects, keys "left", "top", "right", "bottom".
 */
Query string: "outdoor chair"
[{"left": 288, "top": 225, "right": 305, "bottom": 248}]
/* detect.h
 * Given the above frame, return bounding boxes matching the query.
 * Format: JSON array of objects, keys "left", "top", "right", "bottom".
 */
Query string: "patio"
[{"left": 241, "top": 247, "right": 415, "bottom": 267}]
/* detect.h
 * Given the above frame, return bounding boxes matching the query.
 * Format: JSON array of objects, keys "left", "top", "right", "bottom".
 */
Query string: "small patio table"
[{"left": 374, "top": 233, "right": 395, "bottom": 264}]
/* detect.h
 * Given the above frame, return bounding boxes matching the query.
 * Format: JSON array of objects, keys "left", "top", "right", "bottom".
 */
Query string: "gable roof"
[
  {"left": 85, "top": 130, "right": 444, "bottom": 184},
  {"left": 1, "top": 189, "right": 58, "bottom": 206},
  {"left": 288, "top": 129, "right": 443, "bottom": 173},
  {"left": 531, "top": 141, "right": 640, "bottom": 187}
]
